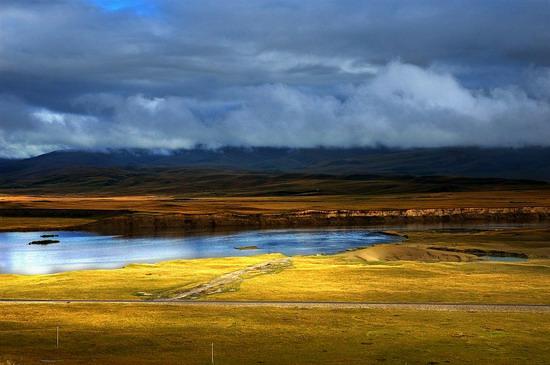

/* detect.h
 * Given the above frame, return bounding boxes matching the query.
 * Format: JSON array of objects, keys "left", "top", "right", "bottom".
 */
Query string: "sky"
[{"left": 1, "top": 0, "right": 550, "bottom": 158}]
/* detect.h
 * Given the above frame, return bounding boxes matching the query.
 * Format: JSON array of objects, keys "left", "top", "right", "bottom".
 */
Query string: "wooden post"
[
  {"left": 56, "top": 326, "right": 59, "bottom": 349},
  {"left": 211, "top": 342, "right": 214, "bottom": 364}
]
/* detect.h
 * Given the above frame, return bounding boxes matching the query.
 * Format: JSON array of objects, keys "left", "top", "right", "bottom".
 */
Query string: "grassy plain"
[
  {"left": 215, "top": 255, "right": 550, "bottom": 304},
  {"left": 0, "top": 255, "right": 284, "bottom": 300},
  {"left": 0, "top": 304, "right": 549, "bottom": 365}
]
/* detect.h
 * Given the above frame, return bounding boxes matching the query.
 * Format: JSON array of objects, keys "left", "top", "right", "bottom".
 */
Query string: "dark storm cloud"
[{"left": 0, "top": 0, "right": 549, "bottom": 157}]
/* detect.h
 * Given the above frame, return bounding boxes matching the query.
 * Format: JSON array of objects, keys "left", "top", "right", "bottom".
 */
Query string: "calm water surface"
[{"left": 0, "top": 228, "right": 398, "bottom": 274}]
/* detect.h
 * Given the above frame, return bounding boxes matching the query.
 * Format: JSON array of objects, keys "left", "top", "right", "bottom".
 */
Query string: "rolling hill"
[
  {"left": 1, "top": 147, "right": 549, "bottom": 195},
  {"left": 1, "top": 147, "right": 550, "bottom": 180}
]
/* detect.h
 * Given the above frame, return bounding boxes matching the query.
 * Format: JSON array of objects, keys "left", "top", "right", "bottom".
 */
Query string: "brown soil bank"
[
  {"left": 346, "top": 244, "right": 478, "bottom": 262},
  {"left": 80, "top": 206, "right": 550, "bottom": 235}
]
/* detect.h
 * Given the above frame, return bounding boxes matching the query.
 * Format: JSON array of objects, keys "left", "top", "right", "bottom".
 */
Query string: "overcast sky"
[{"left": 1, "top": 0, "right": 550, "bottom": 157}]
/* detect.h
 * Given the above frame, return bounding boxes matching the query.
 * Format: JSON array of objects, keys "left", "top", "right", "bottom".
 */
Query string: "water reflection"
[{"left": 0, "top": 228, "right": 398, "bottom": 275}]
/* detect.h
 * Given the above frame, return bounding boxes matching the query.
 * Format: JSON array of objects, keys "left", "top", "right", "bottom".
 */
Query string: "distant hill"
[
  {"left": 2, "top": 147, "right": 550, "bottom": 181},
  {"left": 0, "top": 146, "right": 548, "bottom": 195},
  {"left": 1, "top": 166, "right": 547, "bottom": 196}
]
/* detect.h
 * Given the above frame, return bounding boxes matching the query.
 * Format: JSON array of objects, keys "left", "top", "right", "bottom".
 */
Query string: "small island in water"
[
  {"left": 235, "top": 245, "right": 260, "bottom": 250},
  {"left": 28, "top": 239, "right": 60, "bottom": 245}
]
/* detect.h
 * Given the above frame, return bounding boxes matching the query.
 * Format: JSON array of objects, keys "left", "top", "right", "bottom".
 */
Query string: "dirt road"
[{"left": 0, "top": 299, "right": 548, "bottom": 312}]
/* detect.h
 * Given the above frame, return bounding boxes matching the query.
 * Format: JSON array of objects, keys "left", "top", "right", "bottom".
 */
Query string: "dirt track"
[
  {"left": 0, "top": 299, "right": 549, "bottom": 312},
  {"left": 168, "top": 257, "right": 292, "bottom": 300}
]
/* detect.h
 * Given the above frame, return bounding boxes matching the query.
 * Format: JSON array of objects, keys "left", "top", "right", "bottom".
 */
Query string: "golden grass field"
[
  {"left": 0, "top": 304, "right": 549, "bottom": 365},
  {"left": 1, "top": 252, "right": 549, "bottom": 305},
  {"left": 0, "top": 255, "right": 284, "bottom": 300}
]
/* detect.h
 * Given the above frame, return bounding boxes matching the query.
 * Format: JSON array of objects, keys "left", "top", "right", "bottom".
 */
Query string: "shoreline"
[
  {"left": 1, "top": 206, "right": 549, "bottom": 234},
  {"left": 2, "top": 224, "right": 547, "bottom": 276},
  {"left": 77, "top": 206, "right": 550, "bottom": 235}
]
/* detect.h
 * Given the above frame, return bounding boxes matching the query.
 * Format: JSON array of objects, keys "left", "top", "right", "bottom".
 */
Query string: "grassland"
[
  {"left": 0, "top": 254, "right": 285, "bottom": 300},
  {"left": 215, "top": 256, "right": 550, "bottom": 304},
  {"left": 2, "top": 254, "right": 549, "bottom": 304},
  {"left": 0, "top": 304, "right": 549, "bottom": 365}
]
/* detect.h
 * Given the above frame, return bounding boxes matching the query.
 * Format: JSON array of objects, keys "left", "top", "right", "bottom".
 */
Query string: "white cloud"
[{"left": 1, "top": 62, "right": 550, "bottom": 158}]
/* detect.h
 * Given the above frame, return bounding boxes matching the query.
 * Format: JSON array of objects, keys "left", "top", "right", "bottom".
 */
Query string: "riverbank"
[
  {"left": 2, "top": 191, "right": 550, "bottom": 233},
  {"left": 0, "top": 228, "right": 396, "bottom": 274},
  {"left": 77, "top": 206, "right": 550, "bottom": 235},
  {"left": 1, "top": 225, "right": 549, "bottom": 304},
  {"left": 3, "top": 255, "right": 548, "bottom": 303}
]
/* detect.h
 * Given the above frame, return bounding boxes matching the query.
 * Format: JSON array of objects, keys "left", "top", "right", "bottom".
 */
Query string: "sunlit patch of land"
[
  {"left": 214, "top": 256, "right": 550, "bottom": 304},
  {"left": 349, "top": 226, "right": 550, "bottom": 261},
  {"left": 214, "top": 227, "right": 550, "bottom": 303},
  {"left": 1, "top": 227, "right": 549, "bottom": 304},
  {"left": 0, "top": 254, "right": 285, "bottom": 300}
]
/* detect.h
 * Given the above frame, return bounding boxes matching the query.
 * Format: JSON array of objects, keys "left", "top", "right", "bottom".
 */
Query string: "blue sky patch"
[{"left": 89, "top": 0, "right": 157, "bottom": 15}]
